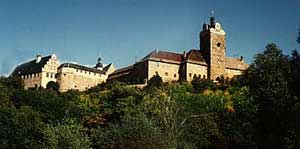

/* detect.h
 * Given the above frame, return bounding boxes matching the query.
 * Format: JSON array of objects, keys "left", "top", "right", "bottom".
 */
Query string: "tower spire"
[
  {"left": 95, "top": 49, "right": 103, "bottom": 70},
  {"left": 210, "top": 10, "right": 216, "bottom": 27}
]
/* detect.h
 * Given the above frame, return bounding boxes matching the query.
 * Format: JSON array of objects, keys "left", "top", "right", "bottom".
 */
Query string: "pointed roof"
[
  {"left": 185, "top": 49, "right": 207, "bottom": 63},
  {"left": 11, "top": 55, "right": 52, "bottom": 76}
]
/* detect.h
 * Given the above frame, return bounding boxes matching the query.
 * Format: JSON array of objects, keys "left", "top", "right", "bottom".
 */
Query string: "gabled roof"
[
  {"left": 11, "top": 55, "right": 51, "bottom": 76},
  {"left": 225, "top": 57, "right": 249, "bottom": 70},
  {"left": 142, "top": 50, "right": 183, "bottom": 62},
  {"left": 58, "top": 63, "right": 106, "bottom": 74},
  {"left": 185, "top": 49, "right": 207, "bottom": 63},
  {"left": 103, "top": 63, "right": 113, "bottom": 72}
]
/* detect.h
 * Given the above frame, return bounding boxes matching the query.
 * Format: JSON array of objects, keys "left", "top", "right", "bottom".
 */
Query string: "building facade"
[
  {"left": 57, "top": 63, "right": 114, "bottom": 92},
  {"left": 11, "top": 54, "right": 59, "bottom": 89},
  {"left": 108, "top": 17, "right": 249, "bottom": 83},
  {"left": 11, "top": 54, "right": 115, "bottom": 92}
]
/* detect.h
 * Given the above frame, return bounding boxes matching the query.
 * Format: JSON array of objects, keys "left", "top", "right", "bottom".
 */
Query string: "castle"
[
  {"left": 11, "top": 54, "right": 115, "bottom": 92},
  {"left": 108, "top": 17, "right": 249, "bottom": 83},
  {"left": 11, "top": 17, "right": 248, "bottom": 92}
]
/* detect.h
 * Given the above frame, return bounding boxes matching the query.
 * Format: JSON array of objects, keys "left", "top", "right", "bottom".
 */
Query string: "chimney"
[
  {"left": 36, "top": 54, "right": 42, "bottom": 63},
  {"left": 183, "top": 51, "right": 187, "bottom": 59},
  {"left": 240, "top": 56, "right": 244, "bottom": 62}
]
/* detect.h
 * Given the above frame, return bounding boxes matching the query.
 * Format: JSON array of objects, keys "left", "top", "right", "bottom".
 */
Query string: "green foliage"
[
  {"left": 191, "top": 76, "right": 216, "bottom": 92},
  {"left": 43, "top": 119, "right": 91, "bottom": 149},
  {"left": 12, "top": 89, "right": 83, "bottom": 122},
  {"left": 147, "top": 74, "right": 163, "bottom": 88},
  {"left": 0, "top": 76, "right": 24, "bottom": 107},
  {"left": 92, "top": 112, "right": 174, "bottom": 148},
  {"left": 246, "top": 43, "right": 290, "bottom": 148},
  {"left": 0, "top": 76, "right": 24, "bottom": 89},
  {"left": 98, "top": 82, "right": 143, "bottom": 123},
  {"left": 0, "top": 106, "right": 46, "bottom": 148}
]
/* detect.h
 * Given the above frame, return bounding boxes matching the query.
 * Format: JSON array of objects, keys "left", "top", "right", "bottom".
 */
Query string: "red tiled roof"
[
  {"left": 111, "top": 65, "right": 134, "bottom": 74},
  {"left": 142, "top": 50, "right": 183, "bottom": 62},
  {"left": 186, "top": 49, "right": 206, "bottom": 63},
  {"left": 225, "top": 57, "right": 249, "bottom": 70}
]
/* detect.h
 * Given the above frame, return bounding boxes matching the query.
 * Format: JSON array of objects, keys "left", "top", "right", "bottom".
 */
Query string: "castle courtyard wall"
[
  {"left": 58, "top": 67, "right": 106, "bottom": 92},
  {"left": 186, "top": 62, "right": 208, "bottom": 82},
  {"left": 148, "top": 60, "right": 180, "bottom": 82}
]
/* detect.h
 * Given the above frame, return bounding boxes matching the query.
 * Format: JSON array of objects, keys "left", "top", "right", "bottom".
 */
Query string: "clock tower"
[{"left": 200, "top": 17, "right": 226, "bottom": 80}]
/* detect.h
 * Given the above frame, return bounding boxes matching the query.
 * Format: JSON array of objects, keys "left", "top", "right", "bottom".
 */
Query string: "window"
[
  {"left": 193, "top": 74, "right": 197, "bottom": 78},
  {"left": 189, "top": 73, "right": 192, "bottom": 77},
  {"left": 165, "top": 72, "right": 168, "bottom": 76},
  {"left": 46, "top": 73, "right": 49, "bottom": 77},
  {"left": 174, "top": 74, "right": 176, "bottom": 78},
  {"left": 76, "top": 69, "right": 79, "bottom": 72},
  {"left": 217, "top": 42, "right": 221, "bottom": 47},
  {"left": 89, "top": 72, "right": 91, "bottom": 75},
  {"left": 203, "top": 75, "right": 206, "bottom": 79},
  {"left": 64, "top": 74, "right": 66, "bottom": 76},
  {"left": 155, "top": 71, "right": 158, "bottom": 75},
  {"left": 198, "top": 74, "right": 201, "bottom": 78},
  {"left": 80, "top": 70, "right": 83, "bottom": 73},
  {"left": 50, "top": 73, "right": 53, "bottom": 78}
]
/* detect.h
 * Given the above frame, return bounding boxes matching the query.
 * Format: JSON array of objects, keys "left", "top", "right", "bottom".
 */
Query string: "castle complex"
[
  {"left": 11, "top": 17, "right": 248, "bottom": 92},
  {"left": 108, "top": 17, "right": 249, "bottom": 83}
]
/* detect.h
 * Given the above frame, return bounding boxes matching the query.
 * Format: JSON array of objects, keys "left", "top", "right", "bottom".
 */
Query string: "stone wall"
[
  {"left": 185, "top": 62, "right": 208, "bottom": 82},
  {"left": 148, "top": 60, "right": 180, "bottom": 82},
  {"left": 22, "top": 73, "right": 42, "bottom": 89},
  {"left": 57, "top": 67, "right": 106, "bottom": 92},
  {"left": 225, "top": 68, "right": 244, "bottom": 78},
  {"left": 209, "top": 32, "right": 226, "bottom": 81}
]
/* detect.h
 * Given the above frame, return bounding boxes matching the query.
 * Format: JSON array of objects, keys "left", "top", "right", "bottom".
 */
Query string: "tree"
[
  {"left": 147, "top": 74, "right": 163, "bottom": 88},
  {"left": 191, "top": 76, "right": 216, "bottom": 92},
  {"left": 46, "top": 81, "right": 59, "bottom": 91},
  {"left": 92, "top": 112, "right": 174, "bottom": 148},
  {"left": 0, "top": 106, "right": 46, "bottom": 148},
  {"left": 246, "top": 43, "right": 290, "bottom": 148},
  {"left": 43, "top": 119, "right": 91, "bottom": 148}
]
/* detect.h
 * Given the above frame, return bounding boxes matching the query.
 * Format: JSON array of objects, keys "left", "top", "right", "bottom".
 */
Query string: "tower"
[
  {"left": 95, "top": 56, "right": 103, "bottom": 70},
  {"left": 200, "top": 16, "right": 226, "bottom": 80}
]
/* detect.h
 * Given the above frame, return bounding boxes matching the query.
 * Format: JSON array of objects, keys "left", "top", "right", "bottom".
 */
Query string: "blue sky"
[{"left": 0, "top": 0, "right": 299, "bottom": 76}]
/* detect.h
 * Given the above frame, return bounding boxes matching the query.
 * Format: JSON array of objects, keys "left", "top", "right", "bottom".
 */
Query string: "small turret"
[{"left": 95, "top": 56, "right": 103, "bottom": 70}]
